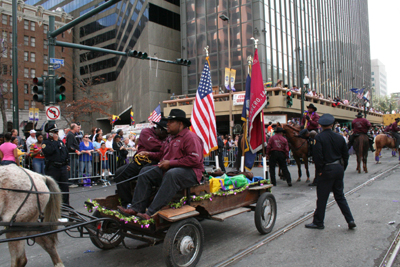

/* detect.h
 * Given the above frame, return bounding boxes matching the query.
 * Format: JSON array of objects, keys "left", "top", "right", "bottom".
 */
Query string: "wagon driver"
[{"left": 118, "top": 109, "right": 204, "bottom": 220}]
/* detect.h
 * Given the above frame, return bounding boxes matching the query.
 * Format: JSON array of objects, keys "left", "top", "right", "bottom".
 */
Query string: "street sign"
[
  {"left": 50, "top": 58, "right": 64, "bottom": 66},
  {"left": 53, "top": 63, "right": 61, "bottom": 70},
  {"left": 45, "top": 105, "right": 61, "bottom": 120}
]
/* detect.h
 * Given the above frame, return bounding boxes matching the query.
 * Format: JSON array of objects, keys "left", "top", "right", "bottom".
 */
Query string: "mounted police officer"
[
  {"left": 305, "top": 114, "right": 356, "bottom": 230},
  {"left": 298, "top": 103, "right": 320, "bottom": 138},
  {"left": 41, "top": 123, "right": 70, "bottom": 205},
  {"left": 389, "top": 117, "right": 400, "bottom": 149},
  {"left": 348, "top": 112, "right": 375, "bottom": 152}
]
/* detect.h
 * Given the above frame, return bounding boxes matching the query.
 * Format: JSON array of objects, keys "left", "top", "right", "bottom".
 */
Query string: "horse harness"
[{"left": 8, "top": 168, "right": 44, "bottom": 227}]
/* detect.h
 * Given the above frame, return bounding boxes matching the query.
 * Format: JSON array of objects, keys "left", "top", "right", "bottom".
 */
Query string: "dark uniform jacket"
[
  {"left": 352, "top": 118, "right": 371, "bottom": 134},
  {"left": 42, "top": 138, "right": 69, "bottom": 165},
  {"left": 313, "top": 129, "right": 349, "bottom": 173},
  {"left": 266, "top": 134, "right": 290, "bottom": 158}
]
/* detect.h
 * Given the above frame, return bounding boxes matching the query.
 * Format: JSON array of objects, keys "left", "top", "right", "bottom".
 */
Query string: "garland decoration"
[
  {"left": 85, "top": 199, "right": 154, "bottom": 227},
  {"left": 167, "top": 179, "right": 270, "bottom": 209}
]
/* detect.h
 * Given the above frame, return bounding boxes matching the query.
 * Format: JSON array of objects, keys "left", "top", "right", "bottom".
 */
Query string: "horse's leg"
[
  {"left": 375, "top": 147, "right": 382, "bottom": 164},
  {"left": 294, "top": 156, "right": 302, "bottom": 181},
  {"left": 35, "top": 235, "right": 64, "bottom": 267},
  {"left": 304, "top": 156, "right": 310, "bottom": 183},
  {"left": 6, "top": 234, "right": 27, "bottom": 267}
]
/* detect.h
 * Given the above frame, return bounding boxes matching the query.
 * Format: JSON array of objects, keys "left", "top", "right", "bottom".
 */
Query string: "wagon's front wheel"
[
  {"left": 163, "top": 218, "right": 204, "bottom": 267},
  {"left": 254, "top": 192, "right": 277, "bottom": 235}
]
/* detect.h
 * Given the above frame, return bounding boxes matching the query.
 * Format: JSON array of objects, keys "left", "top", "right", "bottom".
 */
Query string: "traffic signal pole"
[
  {"left": 12, "top": 0, "right": 18, "bottom": 130},
  {"left": 48, "top": 16, "right": 56, "bottom": 105}
]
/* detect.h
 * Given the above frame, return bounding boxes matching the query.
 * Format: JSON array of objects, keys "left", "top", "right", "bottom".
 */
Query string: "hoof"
[
  {"left": 296, "top": 178, "right": 301, "bottom": 182},
  {"left": 365, "top": 170, "right": 368, "bottom": 173},
  {"left": 305, "top": 180, "right": 310, "bottom": 183},
  {"left": 358, "top": 170, "right": 361, "bottom": 174}
]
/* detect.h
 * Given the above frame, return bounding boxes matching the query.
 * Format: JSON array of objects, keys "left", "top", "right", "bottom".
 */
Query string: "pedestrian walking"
[
  {"left": 305, "top": 113, "right": 356, "bottom": 230},
  {"left": 266, "top": 127, "right": 292, "bottom": 187}
]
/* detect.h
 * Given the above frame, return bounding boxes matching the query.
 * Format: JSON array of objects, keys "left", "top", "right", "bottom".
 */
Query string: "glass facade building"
[{"left": 181, "top": 0, "right": 371, "bottom": 99}]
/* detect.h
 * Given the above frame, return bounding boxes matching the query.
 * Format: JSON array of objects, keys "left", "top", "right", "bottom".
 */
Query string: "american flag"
[
  {"left": 191, "top": 60, "right": 217, "bottom": 155},
  {"left": 148, "top": 104, "right": 162, "bottom": 122}
]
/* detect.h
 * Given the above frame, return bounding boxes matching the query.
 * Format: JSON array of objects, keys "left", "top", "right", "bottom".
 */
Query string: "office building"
[
  {"left": 0, "top": 0, "right": 73, "bottom": 134},
  {"left": 371, "top": 59, "right": 387, "bottom": 97},
  {"left": 181, "top": 0, "right": 371, "bottom": 100}
]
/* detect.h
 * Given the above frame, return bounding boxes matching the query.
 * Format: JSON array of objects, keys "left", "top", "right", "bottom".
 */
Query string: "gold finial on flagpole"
[
  {"left": 250, "top": 37, "right": 259, "bottom": 49},
  {"left": 247, "top": 55, "right": 253, "bottom": 65},
  {"left": 204, "top": 45, "right": 209, "bottom": 57}
]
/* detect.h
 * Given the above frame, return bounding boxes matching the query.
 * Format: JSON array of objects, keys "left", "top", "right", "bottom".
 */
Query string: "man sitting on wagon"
[{"left": 118, "top": 109, "right": 204, "bottom": 220}]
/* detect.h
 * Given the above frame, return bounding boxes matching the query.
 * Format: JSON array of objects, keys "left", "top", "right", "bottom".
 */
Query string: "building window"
[
  {"left": 2, "top": 82, "right": 7, "bottom": 92},
  {"left": 2, "top": 64, "right": 7, "bottom": 75},
  {"left": 2, "top": 15, "right": 7, "bottom": 25},
  {"left": 11, "top": 99, "right": 13, "bottom": 109},
  {"left": 24, "top": 68, "right": 29, "bottom": 78},
  {"left": 30, "top": 21, "right": 35, "bottom": 31},
  {"left": 44, "top": 54, "right": 48, "bottom": 64},
  {"left": 31, "top": 101, "right": 35, "bottom": 108},
  {"left": 9, "top": 65, "right": 12, "bottom": 74},
  {"left": 44, "top": 24, "right": 48, "bottom": 34},
  {"left": 24, "top": 51, "right": 29, "bottom": 61},
  {"left": 2, "top": 48, "right": 7, "bottom": 58},
  {"left": 31, "top": 37, "right": 35, "bottom": 47},
  {"left": 24, "top": 100, "right": 29, "bottom": 110},
  {"left": 371, "top": 72, "right": 374, "bottom": 75},
  {"left": 24, "top": 36, "right": 29, "bottom": 46},
  {"left": 24, "top": 20, "right": 29, "bottom": 30},
  {"left": 30, "top": 69, "right": 36, "bottom": 78},
  {"left": 9, "top": 49, "right": 12, "bottom": 59},
  {"left": 371, "top": 78, "right": 374, "bottom": 81},
  {"left": 24, "top": 84, "right": 29, "bottom": 94},
  {"left": 43, "top": 70, "right": 48, "bottom": 76},
  {"left": 30, "top": 52, "right": 35, "bottom": 63},
  {"left": 9, "top": 16, "right": 12, "bottom": 26},
  {"left": 44, "top": 40, "right": 48, "bottom": 49},
  {"left": 4, "top": 99, "right": 8, "bottom": 109},
  {"left": 9, "top": 33, "right": 12, "bottom": 44},
  {"left": 10, "top": 83, "right": 12, "bottom": 92}
]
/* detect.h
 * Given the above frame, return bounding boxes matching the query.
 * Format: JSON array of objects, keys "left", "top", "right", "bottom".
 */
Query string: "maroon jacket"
[
  {"left": 390, "top": 122, "right": 400, "bottom": 132},
  {"left": 137, "top": 127, "right": 164, "bottom": 153},
  {"left": 266, "top": 134, "right": 290, "bottom": 158},
  {"left": 149, "top": 128, "right": 204, "bottom": 183},
  {"left": 352, "top": 118, "right": 371, "bottom": 134},
  {"left": 301, "top": 111, "right": 320, "bottom": 131}
]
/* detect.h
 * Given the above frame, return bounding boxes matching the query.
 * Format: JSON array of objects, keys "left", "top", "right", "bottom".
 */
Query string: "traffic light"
[
  {"left": 286, "top": 91, "right": 293, "bottom": 107},
  {"left": 176, "top": 58, "right": 191, "bottom": 66},
  {"left": 127, "top": 50, "right": 148, "bottom": 59},
  {"left": 55, "top": 76, "right": 66, "bottom": 102},
  {"left": 33, "top": 77, "right": 45, "bottom": 102}
]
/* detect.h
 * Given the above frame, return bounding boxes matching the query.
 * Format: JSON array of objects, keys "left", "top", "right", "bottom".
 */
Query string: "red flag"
[{"left": 248, "top": 49, "right": 267, "bottom": 153}]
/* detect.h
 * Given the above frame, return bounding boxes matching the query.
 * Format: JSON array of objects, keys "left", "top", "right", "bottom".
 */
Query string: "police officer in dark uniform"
[
  {"left": 305, "top": 114, "right": 356, "bottom": 230},
  {"left": 42, "top": 124, "right": 70, "bottom": 205}
]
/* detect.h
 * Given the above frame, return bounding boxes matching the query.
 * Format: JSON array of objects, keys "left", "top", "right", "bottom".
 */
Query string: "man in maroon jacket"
[
  {"left": 115, "top": 118, "right": 168, "bottom": 208},
  {"left": 347, "top": 112, "right": 374, "bottom": 151},
  {"left": 390, "top": 117, "right": 400, "bottom": 149},
  {"left": 266, "top": 127, "right": 292, "bottom": 187},
  {"left": 118, "top": 109, "right": 204, "bottom": 219},
  {"left": 298, "top": 104, "right": 320, "bottom": 138}
]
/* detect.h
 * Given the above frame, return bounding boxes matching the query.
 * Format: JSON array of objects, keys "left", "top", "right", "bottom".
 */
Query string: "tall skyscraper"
[{"left": 371, "top": 59, "right": 387, "bottom": 97}]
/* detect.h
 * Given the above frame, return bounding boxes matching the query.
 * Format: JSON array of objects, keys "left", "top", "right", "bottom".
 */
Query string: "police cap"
[{"left": 318, "top": 114, "right": 335, "bottom": 126}]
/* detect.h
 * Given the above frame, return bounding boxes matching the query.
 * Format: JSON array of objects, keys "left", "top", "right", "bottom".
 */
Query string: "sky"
[{"left": 368, "top": 0, "right": 399, "bottom": 94}]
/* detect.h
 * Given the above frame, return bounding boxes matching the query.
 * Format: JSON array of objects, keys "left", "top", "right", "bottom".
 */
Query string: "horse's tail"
[{"left": 43, "top": 176, "right": 62, "bottom": 235}]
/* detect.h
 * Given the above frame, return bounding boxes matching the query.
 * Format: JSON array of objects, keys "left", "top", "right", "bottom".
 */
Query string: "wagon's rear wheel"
[
  {"left": 89, "top": 210, "right": 124, "bottom": 250},
  {"left": 163, "top": 218, "right": 204, "bottom": 267},
  {"left": 254, "top": 192, "right": 277, "bottom": 235}
]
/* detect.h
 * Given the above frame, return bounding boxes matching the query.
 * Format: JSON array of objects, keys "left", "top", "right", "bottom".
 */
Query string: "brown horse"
[
  {"left": 283, "top": 125, "right": 310, "bottom": 182},
  {"left": 374, "top": 134, "right": 398, "bottom": 163},
  {"left": 353, "top": 134, "right": 369, "bottom": 173},
  {"left": 0, "top": 165, "right": 63, "bottom": 267}
]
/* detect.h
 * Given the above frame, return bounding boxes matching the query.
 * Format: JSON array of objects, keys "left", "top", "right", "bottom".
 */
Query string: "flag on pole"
[
  {"left": 363, "top": 90, "right": 370, "bottom": 101},
  {"left": 241, "top": 73, "right": 257, "bottom": 170},
  {"left": 130, "top": 109, "right": 135, "bottom": 125},
  {"left": 350, "top": 88, "right": 364, "bottom": 99},
  {"left": 148, "top": 104, "right": 162, "bottom": 122},
  {"left": 191, "top": 58, "right": 217, "bottom": 155},
  {"left": 111, "top": 115, "right": 120, "bottom": 124},
  {"left": 248, "top": 49, "right": 267, "bottom": 153}
]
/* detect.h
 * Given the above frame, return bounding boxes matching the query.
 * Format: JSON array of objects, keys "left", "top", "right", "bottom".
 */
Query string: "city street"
[{"left": 1, "top": 149, "right": 399, "bottom": 267}]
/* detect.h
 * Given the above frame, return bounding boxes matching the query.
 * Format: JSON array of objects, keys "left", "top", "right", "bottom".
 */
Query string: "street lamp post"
[
  {"left": 301, "top": 76, "right": 309, "bottom": 120},
  {"left": 219, "top": 14, "right": 233, "bottom": 137}
]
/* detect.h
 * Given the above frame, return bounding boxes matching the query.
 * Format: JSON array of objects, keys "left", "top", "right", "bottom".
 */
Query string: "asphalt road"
[{"left": 1, "top": 149, "right": 399, "bottom": 267}]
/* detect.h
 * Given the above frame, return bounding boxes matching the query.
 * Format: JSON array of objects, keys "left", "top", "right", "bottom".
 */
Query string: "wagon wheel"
[
  {"left": 163, "top": 218, "right": 204, "bottom": 267},
  {"left": 254, "top": 192, "right": 277, "bottom": 235},
  {"left": 89, "top": 210, "right": 124, "bottom": 250}
]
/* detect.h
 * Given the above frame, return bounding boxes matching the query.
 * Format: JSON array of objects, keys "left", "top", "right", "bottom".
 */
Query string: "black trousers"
[
  {"left": 218, "top": 152, "right": 226, "bottom": 172},
  {"left": 313, "top": 164, "right": 354, "bottom": 226},
  {"left": 131, "top": 166, "right": 198, "bottom": 215},
  {"left": 393, "top": 132, "right": 400, "bottom": 148},
  {"left": 114, "top": 161, "right": 156, "bottom": 206},
  {"left": 269, "top": 150, "right": 291, "bottom": 186},
  {"left": 46, "top": 165, "right": 69, "bottom": 205}
]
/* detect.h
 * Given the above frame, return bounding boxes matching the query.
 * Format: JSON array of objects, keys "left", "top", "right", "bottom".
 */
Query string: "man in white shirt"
[{"left": 26, "top": 129, "right": 37, "bottom": 150}]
